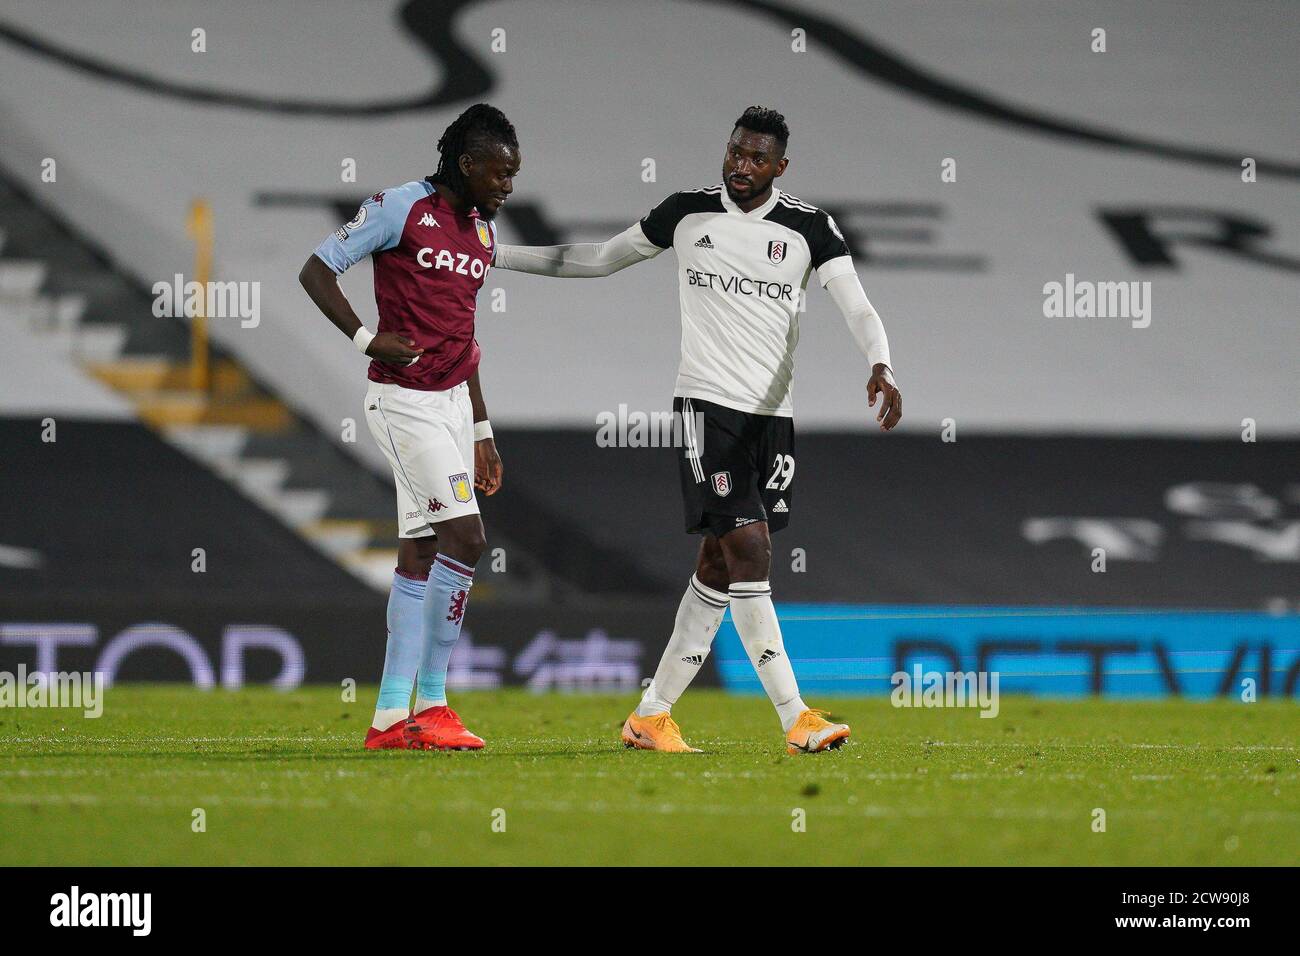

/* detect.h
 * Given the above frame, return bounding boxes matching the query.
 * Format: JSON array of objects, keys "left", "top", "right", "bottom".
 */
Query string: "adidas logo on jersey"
[
  {"left": 419, "top": 213, "right": 440, "bottom": 227},
  {"left": 773, "top": 498, "right": 788, "bottom": 513},
  {"left": 694, "top": 234, "right": 714, "bottom": 248},
  {"left": 681, "top": 654, "right": 704, "bottom": 666},
  {"left": 756, "top": 648, "right": 782, "bottom": 667}
]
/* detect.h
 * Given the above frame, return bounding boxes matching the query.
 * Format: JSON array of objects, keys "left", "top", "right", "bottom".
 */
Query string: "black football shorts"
[{"left": 674, "top": 396, "right": 795, "bottom": 537}]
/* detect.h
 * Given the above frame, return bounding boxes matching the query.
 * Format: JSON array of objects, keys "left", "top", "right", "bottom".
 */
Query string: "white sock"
[
  {"left": 729, "top": 581, "right": 807, "bottom": 732},
  {"left": 371, "top": 707, "right": 409, "bottom": 732},
  {"left": 413, "top": 696, "right": 444, "bottom": 715},
  {"left": 637, "top": 575, "right": 730, "bottom": 716}
]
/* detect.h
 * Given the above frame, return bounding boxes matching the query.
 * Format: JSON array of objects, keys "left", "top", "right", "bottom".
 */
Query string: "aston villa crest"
[{"left": 449, "top": 472, "right": 472, "bottom": 503}]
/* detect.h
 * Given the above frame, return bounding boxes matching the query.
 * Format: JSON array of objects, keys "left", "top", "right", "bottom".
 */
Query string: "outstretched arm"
[
  {"left": 494, "top": 223, "right": 661, "bottom": 277},
  {"left": 824, "top": 271, "right": 902, "bottom": 431}
]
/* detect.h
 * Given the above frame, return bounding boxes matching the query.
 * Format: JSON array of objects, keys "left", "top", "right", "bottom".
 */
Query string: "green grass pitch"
[{"left": 1, "top": 687, "right": 1295, "bottom": 866}]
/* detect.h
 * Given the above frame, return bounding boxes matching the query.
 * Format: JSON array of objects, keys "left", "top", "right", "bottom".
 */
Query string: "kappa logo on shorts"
[
  {"left": 711, "top": 471, "right": 732, "bottom": 497},
  {"left": 427, "top": 497, "right": 447, "bottom": 514},
  {"left": 449, "top": 472, "right": 472, "bottom": 503}
]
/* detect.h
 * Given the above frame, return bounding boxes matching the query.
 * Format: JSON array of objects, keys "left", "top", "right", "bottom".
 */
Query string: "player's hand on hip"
[
  {"left": 866, "top": 363, "right": 902, "bottom": 431},
  {"left": 474, "top": 437, "right": 503, "bottom": 495},
  {"left": 367, "top": 332, "right": 424, "bottom": 365}
]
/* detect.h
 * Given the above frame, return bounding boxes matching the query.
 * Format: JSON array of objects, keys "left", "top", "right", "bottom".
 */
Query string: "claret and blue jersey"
[{"left": 313, "top": 179, "right": 496, "bottom": 391}]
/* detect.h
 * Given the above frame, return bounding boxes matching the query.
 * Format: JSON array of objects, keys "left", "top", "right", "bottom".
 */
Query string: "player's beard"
[{"left": 724, "top": 173, "right": 770, "bottom": 205}]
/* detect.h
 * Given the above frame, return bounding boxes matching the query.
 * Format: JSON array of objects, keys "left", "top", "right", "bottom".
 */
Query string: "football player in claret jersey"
[
  {"left": 298, "top": 104, "right": 519, "bottom": 751},
  {"left": 494, "top": 107, "right": 901, "bottom": 754}
]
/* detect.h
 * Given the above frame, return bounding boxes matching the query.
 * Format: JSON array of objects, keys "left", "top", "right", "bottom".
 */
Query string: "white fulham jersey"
[{"left": 633, "top": 185, "right": 854, "bottom": 417}]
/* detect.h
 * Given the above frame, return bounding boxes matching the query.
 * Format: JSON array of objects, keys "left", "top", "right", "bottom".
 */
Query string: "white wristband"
[
  {"left": 473, "top": 420, "right": 493, "bottom": 442},
  {"left": 352, "top": 326, "right": 375, "bottom": 355}
]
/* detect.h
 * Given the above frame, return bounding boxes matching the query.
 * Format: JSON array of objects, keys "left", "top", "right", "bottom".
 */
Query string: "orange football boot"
[
  {"left": 621, "top": 711, "right": 701, "bottom": 753},
  {"left": 785, "top": 709, "right": 850, "bottom": 755}
]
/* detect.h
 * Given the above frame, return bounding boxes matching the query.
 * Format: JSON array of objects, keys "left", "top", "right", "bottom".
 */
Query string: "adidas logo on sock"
[
  {"left": 756, "top": 648, "right": 782, "bottom": 667},
  {"left": 681, "top": 654, "right": 704, "bottom": 666},
  {"left": 773, "top": 499, "right": 788, "bottom": 513},
  {"left": 694, "top": 234, "right": 714, "bottom": 248}
]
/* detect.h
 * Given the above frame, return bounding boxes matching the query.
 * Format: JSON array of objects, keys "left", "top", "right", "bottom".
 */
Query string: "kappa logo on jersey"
[
  {"left": 449, "top": 472, "right": 472, "bottom": 503},
  {"left": 756, "top": 648, "right": 782, "bottom": 667},
  {"left": 370, "top": 191, "right": 386, "bottom": 206},
  {"left": 772, "top": 498, "right": 788, "bottom": 513},
  {"left": 711, "top": 471, "right": 732, "bottom": 497},
  {"left": 694, "top": 234, "right": 714, "bottom": 248},
  {"left": 427, "top": 497, "right": 447, "bottom": 514},
  {"left": 475, "top": 220, "right": 492, "bottom": 249},
  {"left": 767, "top": 240, "right": 786, "bottom": 264},
  {"left": 419, "top": 213, "right": 440, "bottom": 228},
  {"left": 416, "top": 247, "right": 488, "bottom": 278}
]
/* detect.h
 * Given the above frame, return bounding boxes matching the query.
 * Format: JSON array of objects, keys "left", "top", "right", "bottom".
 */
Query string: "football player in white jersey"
[{"left": 494, "top": 107, "right": 901, "bottom": 754}]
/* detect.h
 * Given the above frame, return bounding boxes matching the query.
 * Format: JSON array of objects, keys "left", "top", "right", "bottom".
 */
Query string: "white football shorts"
[{"left": 364, "top": 379, "right": 478, "bottom": 538}]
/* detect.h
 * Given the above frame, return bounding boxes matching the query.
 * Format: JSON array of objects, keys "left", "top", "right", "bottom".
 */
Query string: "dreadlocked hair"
[
  {"left": 430, "top": 103, "right": 518, "bottom": 192},
  {"left": 733, "top": 106, "right": 789, "bottom": 151}
]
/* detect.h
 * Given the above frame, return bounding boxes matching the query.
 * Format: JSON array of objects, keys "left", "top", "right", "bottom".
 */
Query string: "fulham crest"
[
  {"left": 711, "top": 471, "right": 732, "bottom": 497},
  {"left": 767, "top": 240, "right": 786, "bottom": 264}
]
